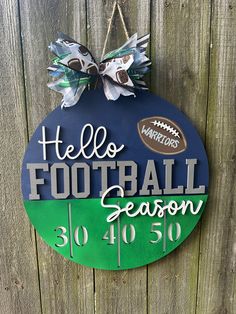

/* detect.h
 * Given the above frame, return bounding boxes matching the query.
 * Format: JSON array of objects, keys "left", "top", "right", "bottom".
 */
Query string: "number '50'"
[{"left": 150, "top": 222, "right": 181, "bottom": 243}]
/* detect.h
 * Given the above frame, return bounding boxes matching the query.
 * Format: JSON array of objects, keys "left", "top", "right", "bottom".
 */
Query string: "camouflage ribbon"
[{"left": 48, "top": 32, "right": 151, "bottom": 108}]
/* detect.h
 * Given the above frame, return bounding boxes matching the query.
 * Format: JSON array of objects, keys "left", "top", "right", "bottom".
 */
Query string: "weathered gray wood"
[
  {"left": 148, "top": 1, "right": 211, "bottom": 313},
  {"left": 196, "top": 1, "right": 236, "bottom": 313},
  {"left": 87, "top": 0, "right": 151, "bottom": 59},
  {"left": 0, "top": 0, "right": 42, "bottom": 312},
  {"left": 19, "top": 1, "right": 94, "bottom": 313},
  {"left": 1, "top": 0, "right": 236, "bottom": 313},
  {"left": 87, "top": 1, "right": 150, "bottom": 313}
]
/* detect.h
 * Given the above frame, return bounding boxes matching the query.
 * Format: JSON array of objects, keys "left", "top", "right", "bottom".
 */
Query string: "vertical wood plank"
[
  {"left": 86, "top": 1, "right": 150, "bottom": 313},
  {"left": 1, "top": 1, "right": 236, "bottom": 313},
  {"left": 196, "top": 1, "right": 236, "bottom": 313},
  {"left": 0, "top": 0, "right": 42, "bottom": 312},
  {"left": 149, "top": 1, "right": 211, "bottom": 313},
  {"left": 19, "top": 1, "right": 94, "bottom": 313}
]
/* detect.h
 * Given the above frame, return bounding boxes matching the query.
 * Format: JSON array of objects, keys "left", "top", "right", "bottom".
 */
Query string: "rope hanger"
[{"left": 101, "top": 1, "right": 129, "bottom": 60}]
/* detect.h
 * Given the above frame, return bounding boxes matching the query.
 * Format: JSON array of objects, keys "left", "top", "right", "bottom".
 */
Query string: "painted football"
[{"left": 137, "top": 116, "right": 187, "bottom": 155}]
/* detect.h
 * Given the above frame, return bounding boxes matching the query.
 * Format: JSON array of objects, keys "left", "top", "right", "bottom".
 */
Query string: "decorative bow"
[{"left": 48, "top": 32, "right": 151, "bottom": 108}]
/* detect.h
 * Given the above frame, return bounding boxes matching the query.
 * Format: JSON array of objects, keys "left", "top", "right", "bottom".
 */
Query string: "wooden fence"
[{"left": 0, "top": 0, "right": 235, "bottom": 313}]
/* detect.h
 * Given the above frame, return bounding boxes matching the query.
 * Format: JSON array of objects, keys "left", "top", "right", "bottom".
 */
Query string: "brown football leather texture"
[{"left": 137, "top": 116, "right": 187, "bottom": 155}]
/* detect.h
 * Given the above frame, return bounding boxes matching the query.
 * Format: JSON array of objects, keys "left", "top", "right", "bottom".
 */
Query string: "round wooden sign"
[{"left": 21, "top": 90, "right": 208, "bottom": 270}]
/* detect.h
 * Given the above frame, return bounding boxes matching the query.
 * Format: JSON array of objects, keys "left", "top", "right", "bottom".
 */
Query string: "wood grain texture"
[
  {"left": 0, "top": 0, "right": 235, "bottom": 313},
  {"left": 19, "top": 1, "right": 94, "bottom": 313},
  {"left": 87, "top": 1, "right": 150, "bottom": 313},
  {"left": 0, "top": 0, "right": 41, "bottom": 313},
  {"left": 148, "top": 1, "right": 211, "bottom": 313},
  {"left": 196, "top": 1, "right": 236, "bottom": 313}
]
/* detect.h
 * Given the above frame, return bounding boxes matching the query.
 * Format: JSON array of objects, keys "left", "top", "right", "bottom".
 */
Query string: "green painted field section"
[{"left": 24, "top": 194, "right": 207, "bottom": 270}]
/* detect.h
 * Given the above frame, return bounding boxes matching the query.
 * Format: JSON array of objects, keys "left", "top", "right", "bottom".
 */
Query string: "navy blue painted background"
[{"left": 22, "top": 90, "right": 209, "bottom": 200}]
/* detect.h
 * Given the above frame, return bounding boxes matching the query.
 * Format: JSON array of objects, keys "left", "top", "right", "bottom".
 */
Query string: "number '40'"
[{"left": 102, "top": 224, "right": 135, "bottom": 245}]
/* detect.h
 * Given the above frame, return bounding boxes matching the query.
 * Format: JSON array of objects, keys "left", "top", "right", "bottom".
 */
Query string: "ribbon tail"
[
  {"left": 61, "top": 85, "right": 86, "bottom": 108},
  {"left": 103, "top": 78, "right": 135, "bottom": 101}
]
